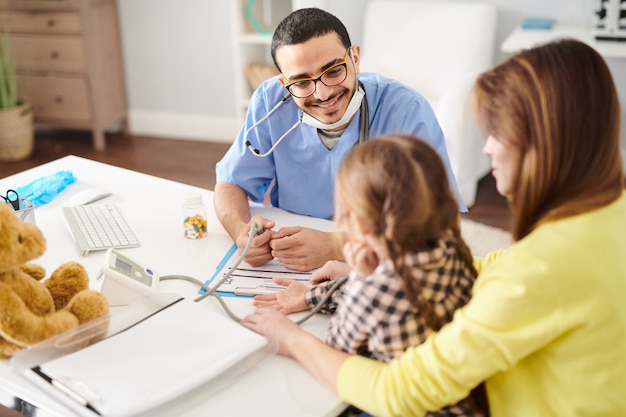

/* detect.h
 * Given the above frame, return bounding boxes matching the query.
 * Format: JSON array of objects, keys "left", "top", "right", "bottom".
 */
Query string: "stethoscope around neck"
[{"left": 244, "top": 83, "right": 370, "bottom": 157}]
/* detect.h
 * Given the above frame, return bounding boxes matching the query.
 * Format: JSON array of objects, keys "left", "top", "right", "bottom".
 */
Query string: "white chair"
[{"left": 360, "top": 0, "right": 497, "bottom": 207}]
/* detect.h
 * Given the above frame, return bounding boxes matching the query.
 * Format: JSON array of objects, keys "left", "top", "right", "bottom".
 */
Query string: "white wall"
[
  {"left": 117, "top": 0, "right": 626, "bottom": 160},
  {"left": 117, "top": 0, "right": 236, "bottom": 141}
]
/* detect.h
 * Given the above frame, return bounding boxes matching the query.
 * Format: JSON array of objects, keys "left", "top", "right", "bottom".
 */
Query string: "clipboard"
[
  {"left": 11, "top": 293, "right": 275, "bottom": 417},
  {"left": 203, "top": 243, "right": 313, "bottom": 297},
  {"left": 200, "top": 204, "right": 333, "bottom": 297}
]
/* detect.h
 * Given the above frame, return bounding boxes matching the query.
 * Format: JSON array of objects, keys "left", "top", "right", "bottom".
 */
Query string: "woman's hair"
[
  {"left": 334, "top": 135, "right": 475, "bottom": 328},
  {"left": 271, "top": 8, "right": 351, "bottom": 70},
  {"left": 473, "top": 39, "right": 624, "bottom": 240}
]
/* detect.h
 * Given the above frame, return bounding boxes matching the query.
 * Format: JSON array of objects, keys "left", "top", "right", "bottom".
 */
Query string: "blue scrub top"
[{"left": 216, "top": 72, "right": 467, "bottom": 220}]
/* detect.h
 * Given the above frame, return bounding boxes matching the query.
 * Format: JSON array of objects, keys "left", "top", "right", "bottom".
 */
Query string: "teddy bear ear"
[
  {"left": 0, "top": 203, "right": 13, "bottom": 236},
  {"left": 0, "top": 202, "right": 19, "bottom": 229},
  {"left": 0, "top": 201, "right": 21, "bottom": 233},
  {"left": 0, "top": 199, "right": 47, "bottom": 265},
  {"left": 0, "top": 201, "right": 12, "bottom": 217}
]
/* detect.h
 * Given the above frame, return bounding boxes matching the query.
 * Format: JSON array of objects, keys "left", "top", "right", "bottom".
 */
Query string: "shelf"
[
  {"left": 231, "top": 0, "right": 291, "bottom": 122},
  {"left": 502, "top": 23, "right": 626, "bottom": 59},
  {"left": 239, "top": 33, "right": 274, "bottom": 44}
]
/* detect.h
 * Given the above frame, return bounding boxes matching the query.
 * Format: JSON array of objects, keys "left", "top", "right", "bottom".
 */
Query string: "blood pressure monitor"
[{"left": 100, "top": 248, "right": 159, "bottom": 307}]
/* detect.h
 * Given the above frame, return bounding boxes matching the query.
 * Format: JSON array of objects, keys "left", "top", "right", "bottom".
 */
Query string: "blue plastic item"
[
  {"left": 15, "top": 170, "right": 77, "bottom": 207},
  {"left": 521, "top": 18, "right": 555, "bottom": 30}
]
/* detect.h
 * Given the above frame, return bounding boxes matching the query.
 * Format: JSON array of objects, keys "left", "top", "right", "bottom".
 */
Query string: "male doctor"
[{"left": 215, "top": 8, "right": 465, "bottom": 272}]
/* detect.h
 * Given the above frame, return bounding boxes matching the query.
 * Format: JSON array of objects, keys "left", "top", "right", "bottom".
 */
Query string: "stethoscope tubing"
[{"left": 244, "top": 85, "right": 369, "bottom": 157}]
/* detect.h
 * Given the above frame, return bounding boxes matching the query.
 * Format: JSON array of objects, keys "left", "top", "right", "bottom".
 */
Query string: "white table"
[
  {"left": 0, "top": 155, "right": 345, "bottom": 417},
  {"left": 501, "top": 23, "right": 626, "bottom": 58}
]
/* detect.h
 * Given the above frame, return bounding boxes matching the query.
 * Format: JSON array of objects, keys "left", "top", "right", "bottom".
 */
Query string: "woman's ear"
[{"left": 277, "top": 74, "right": 286, "bottom": 86}]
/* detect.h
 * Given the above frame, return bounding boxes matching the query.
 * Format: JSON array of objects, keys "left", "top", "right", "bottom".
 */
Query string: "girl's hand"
[
  {"left": 343, "top": 240, "right": 378, "bottom": 277},
  {"left": 241, "top": 307, "right": 302, "bottom": 357},
  {"left": 310, "top": 260, "right": 350, "bottom": 285},
  {"left": 252, "top": 277, "right": 310, "bottom": 314}
]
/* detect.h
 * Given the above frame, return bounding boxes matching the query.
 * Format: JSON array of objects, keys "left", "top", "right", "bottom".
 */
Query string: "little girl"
[{"left": 253, "top": 135, "right": 485, "bottom": 416}]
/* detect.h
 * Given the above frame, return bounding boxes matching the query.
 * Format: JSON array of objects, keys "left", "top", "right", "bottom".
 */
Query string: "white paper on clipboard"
[
  {"left": 203, "top": 204, "right": 335, "bottom": 297},
  {"left": 207, "top": 251, "right": 313, "bottom": 296},
  {"left": 11, "top": 294, "right": 274, "bottom": 417}
]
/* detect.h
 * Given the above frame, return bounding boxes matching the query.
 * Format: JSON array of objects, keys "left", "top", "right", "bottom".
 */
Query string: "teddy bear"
[{"left": 0, "top": 202, "right": 109, "bottom": 359}]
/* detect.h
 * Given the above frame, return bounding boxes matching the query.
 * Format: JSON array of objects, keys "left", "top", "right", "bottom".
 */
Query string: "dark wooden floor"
[{"left": 0, "top": 129, "right": 512, "bottom": 231}]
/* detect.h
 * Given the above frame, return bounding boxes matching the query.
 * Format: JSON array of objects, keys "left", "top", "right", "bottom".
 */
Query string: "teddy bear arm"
[
  {"left": 19, "top": 263, "right": 46, "bottom": 280},
  {"left": 44, "top": 262, "right": 90, "bottom": 311}
]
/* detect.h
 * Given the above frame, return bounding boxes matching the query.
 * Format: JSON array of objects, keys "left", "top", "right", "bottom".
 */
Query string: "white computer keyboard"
[{"left": 61, "top": 204, "right": 140, "bottom": 256}]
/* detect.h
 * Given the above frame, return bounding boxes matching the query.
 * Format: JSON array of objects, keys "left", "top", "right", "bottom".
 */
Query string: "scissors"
[{"left": 2, "top": 189, "right": 20, "bottom": 211}]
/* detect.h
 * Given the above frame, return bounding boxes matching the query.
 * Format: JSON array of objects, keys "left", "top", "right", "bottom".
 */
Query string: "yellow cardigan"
[{"left": 338, "top": 192, "right": 626, "bottom": 417}]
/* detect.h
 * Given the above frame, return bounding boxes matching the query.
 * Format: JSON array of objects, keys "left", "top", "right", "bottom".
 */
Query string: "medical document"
[
  {"left": 205, "top": 204, "right": 334, "bottom": 296},
  {"left": 206, "top": 245, "right": 313, "bottom": 296}
]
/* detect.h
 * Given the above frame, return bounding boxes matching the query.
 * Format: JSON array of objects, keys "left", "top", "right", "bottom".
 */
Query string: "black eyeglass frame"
[{"left": 282, "top": 48, "right": 351, "bottom": 98}]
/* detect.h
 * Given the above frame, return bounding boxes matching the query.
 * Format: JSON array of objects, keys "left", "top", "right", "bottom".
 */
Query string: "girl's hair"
[
  {"left": 334, "top": 135, "right": 475, "bottom": 328},
  {"left": 271, "top": 8, "right": 351, "bottom": 71},
  {"left": 473, "top": 39, "right": 624, "bottom": 241}
]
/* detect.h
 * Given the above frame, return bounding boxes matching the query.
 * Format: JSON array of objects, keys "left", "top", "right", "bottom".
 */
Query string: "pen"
[
  {"left": 234, "top": 285, "right": 284, "bottom": 296},
  {"left": 52, "top": 378, "right": 101, "bottom": 415}
]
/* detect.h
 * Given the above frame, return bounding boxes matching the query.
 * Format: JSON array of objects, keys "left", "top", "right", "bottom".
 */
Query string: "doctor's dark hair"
[
  {"left": 472, "top": 39, "right": 624, "bottom": 241},
  {"left": 271, "top": 8, "right": 351, "bottom": 71},
  {"left": 334, "top": 135, "right": 476, "bottom": 329}
]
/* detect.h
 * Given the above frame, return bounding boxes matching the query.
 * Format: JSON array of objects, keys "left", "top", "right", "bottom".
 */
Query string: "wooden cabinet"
[{"left": 0, "top": 0, "right": 127, "bottom": 150}]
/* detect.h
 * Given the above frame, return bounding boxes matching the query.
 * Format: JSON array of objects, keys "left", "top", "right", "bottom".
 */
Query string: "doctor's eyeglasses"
[{"left": 283, "top": 48, "right": 350, "bottom": 98}]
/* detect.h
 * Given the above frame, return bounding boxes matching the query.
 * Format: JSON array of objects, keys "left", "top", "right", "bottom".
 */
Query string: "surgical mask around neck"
[{"left": 301, "top": 86, "right": 365, "bottom": 130}]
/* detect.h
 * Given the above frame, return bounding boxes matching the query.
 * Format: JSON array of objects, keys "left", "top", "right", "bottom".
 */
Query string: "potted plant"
[{"left": 0, "top": 24, "right": 33, "bottom": 161}]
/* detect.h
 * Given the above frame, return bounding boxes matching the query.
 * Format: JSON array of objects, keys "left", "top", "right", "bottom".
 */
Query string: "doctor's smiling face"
[{"left": 276, "top": 32, "right": 360, "bottom": 130}]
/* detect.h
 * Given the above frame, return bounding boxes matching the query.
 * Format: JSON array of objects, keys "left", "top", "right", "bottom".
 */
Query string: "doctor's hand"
[
  {"left": 310, "top": 260, "right": 351, "bottom": 285},
  {"left": 235, "top": 216, "right": 276, "bottom": 267},
  {"left": 252, "top": 277, "right": 310, "bottom": 315},
  {"left": 269, "top": 227, "right": 342, "bottom": 272}
]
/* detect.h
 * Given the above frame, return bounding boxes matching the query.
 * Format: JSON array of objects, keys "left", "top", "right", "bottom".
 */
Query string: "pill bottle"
[{"left": 182, "top": 192, "right": 207, "bottom": 239}]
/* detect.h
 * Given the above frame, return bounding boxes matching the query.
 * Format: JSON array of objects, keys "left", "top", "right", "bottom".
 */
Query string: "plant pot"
[{"left": 0, "top": 101, "right": 34, "bottom": 162}]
